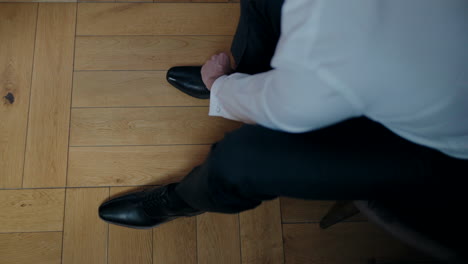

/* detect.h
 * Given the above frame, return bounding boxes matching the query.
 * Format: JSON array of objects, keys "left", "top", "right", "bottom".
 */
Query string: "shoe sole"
[{"left": 101, "top": 216, "right": 179, "bottom": 230}]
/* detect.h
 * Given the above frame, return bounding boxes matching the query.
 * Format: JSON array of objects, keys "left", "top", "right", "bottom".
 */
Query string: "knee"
[
  {"left": 209, "top": 142, "right": 248, "bottom": 189},
  {"left": 208, "top": 126, "right": 261, "bottom": 189}
]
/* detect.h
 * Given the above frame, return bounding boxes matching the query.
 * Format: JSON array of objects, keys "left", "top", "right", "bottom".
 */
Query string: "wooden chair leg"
[{"left": 320, "top": 201, "right": 360, "bottom": 229}]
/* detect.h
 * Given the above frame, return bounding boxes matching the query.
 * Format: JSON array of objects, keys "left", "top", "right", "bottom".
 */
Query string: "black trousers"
[{"left": 175, "top": 0, "right": 468, "bottom": 214}]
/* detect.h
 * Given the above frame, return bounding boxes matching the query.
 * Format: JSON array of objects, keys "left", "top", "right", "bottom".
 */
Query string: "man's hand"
[{"left": 201, "top": 53, "right": 233, "bottom": 90}]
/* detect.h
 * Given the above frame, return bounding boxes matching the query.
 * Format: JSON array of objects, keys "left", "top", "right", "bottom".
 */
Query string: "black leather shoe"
[
  {"left": 166, "top": 66, "right": 210, "bottom": 99},
  {"left": 98, "top": 184, "right": 201, "bottom": 229}
]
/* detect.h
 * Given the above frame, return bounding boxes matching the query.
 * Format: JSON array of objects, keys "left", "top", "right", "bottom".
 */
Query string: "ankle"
[{"left": 167, "top": 183, "right": 199, "bottom": 213}]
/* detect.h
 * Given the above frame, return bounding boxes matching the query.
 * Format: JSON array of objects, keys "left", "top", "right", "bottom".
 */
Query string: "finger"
[
  {"left": 222, "top": 53, "right": 230, "bottom": 63},
  {"left": 218, "top": 53, "right": 229, "bottom": 65},
  {"left": 219, "top": 52, "right": 228, "bottom": 59}
]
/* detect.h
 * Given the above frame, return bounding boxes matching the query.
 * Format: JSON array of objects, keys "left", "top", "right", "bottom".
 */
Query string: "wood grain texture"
[
  {"left": 68, "top": 145, "right": 210, "bottom": 187},
  {"left": 0, "top": 189, "right": 65, "bottom": 232},
  {"left": 153, "top": 217, "right": 197, "bottom": 264},
  {"left": 0, "top": 4, "right": 37, "bottom": 188},
  {"left": 121, "top": 0, "right": 152, "bottom": 3},
  {"left": 74, "top": 36, "right": 232, "bottom": 70},
  {"left": 0, "top": 0, "right": 75, "bottom": 2},
  {"left": 283, "top": 223, "right": 433, "bottom": 264},
  {"left": 79, "top": 0, "right": 113, "bottom": 2},
  {"left": 62, "top": 188, "right": 109, "bottom": 264},
  {"left": 192, "top": 0, "right": 228, "bottom": 2},
  {"left": 72, "top": 71, "right": 208, "bottom": 107},
  {"left": 240, "top": 199, "right": 284, "bottom": 264},
  {"left": 281, "top": 198, "right": 366, "bottom": 223},
  {"left": 154, "top": 0, "right": 187, "bottom": 2},
  {"left": 70, "top": 107, "right": 240, "bottom": 146},
  {"left": 108, "top": 187, "right": 153, "bottom": 264},
  {"left": 197, "top": 213, "right": 241, "bottom": 264},
  {"left": 23, "top": 3, "right": 76, "bottom": 188},
  {"left": 0, "top": 232, "right": 62, "bottom": 264},
  {"left": 76, "top": 3, "right": 238, "bottom": 35}
]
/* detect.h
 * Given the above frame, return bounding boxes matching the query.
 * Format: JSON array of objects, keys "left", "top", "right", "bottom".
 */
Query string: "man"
[{"left": 99, "top": 0, "right": 468, "bottom": 229}]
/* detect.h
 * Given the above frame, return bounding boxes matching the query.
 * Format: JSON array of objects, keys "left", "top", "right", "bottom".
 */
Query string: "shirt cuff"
[{"left": 208, "top": 75, "right": 229, "bottom": 117}]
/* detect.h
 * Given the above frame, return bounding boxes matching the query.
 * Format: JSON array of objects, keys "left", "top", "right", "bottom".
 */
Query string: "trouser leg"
[
  {"left": 231, "top": 0, "right": 284, "bottom": 74},
  {"left": 176, "top": 118, "right": 467, "bottom": 214}
]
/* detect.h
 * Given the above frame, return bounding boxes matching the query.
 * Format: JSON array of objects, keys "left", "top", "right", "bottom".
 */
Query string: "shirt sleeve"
[{"left": 209, "top": 68, "right": 363, "bottom": 133}]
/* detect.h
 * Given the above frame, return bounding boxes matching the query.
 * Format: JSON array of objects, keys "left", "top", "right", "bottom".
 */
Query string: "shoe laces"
[{"left": 141, "top": 187, "right": 172, "bottom": 214}]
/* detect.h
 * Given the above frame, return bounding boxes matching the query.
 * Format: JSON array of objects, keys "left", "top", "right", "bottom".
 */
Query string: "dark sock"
[{"left": 166, "top": 183, "right": 195, "bottom": 211}]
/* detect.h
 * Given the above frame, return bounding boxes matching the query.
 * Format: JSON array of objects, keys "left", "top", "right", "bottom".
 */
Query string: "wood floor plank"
[
  {"left": 0, "top": 0, "right": 75, "bottom": 2},
  {"left": 70, "top": 107, "right": 240, "bottom": 146},
  {"left": 197, "top": 213, "right": 241, "bottom": 264},
  {"left": 280, "top": 198, "right": 334, "bottom": 223},
  {"left": 108, "top": 187, "right": 153, "bottom": 264},
  {"left": 62, "top": 188, "right": 109, "bottom": 264},
  {"left": 283, "top": 222, "right": 433, "bottom": 264},
  {"left": 72, "top": 71, "right": 209, "bottom": 107},
  {"left": 192, "top": 0, "right": 228, "bottom": 2},
  {"left": 0, "top": 232, "right": 62, "bottom": 264},
  {"left": 239, "top": 199, "right": 284, "bottom": 264},
  {"left": 154, "top": 217, "right": 197, "bottom": 264},
  {"left": 79, "top": 0, "right": 113, "bottom": 2},
  {"left": 68, "top": 145, "right": 210, "bottom": 187},
  {"left": 74, "top": 36, "right": 232, "bottom": 70},
  {"left": 23, "top": 3, "right": 76, "bottom": 188},
  {"left": 280, "top": 198, "right": 366, "bottom": 223},
  {"left": 122, "top": 0, "right": 152, "bottom": 3},
  {"left": 0, "top": 189, "right": 65, "bottom": 232},
  {"left": 154, "top": 0, "right": 187, "bottom": 3},
  {"left": 76, "top": 3, "right": 238, "bottom": 35},
  {"left": 0, "top": 4, "right": 37, "bottom": 188},
  {"left": 371, "top": 228, "right": 439, "bottom": 264}
]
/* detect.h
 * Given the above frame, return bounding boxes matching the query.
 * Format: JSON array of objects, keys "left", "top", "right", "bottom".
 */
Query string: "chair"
[{"left": 320, "top": 200, "right": 467, "bottom": 264}]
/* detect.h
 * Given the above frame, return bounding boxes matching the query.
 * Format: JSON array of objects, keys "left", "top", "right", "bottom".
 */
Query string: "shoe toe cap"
[
  {"left": 166, "top": 66, "right": 210, "bottom": 99},
  {"left": 99, "top": 200, "right": 128, "bottom": 222},
  {"left": 99, "top": 199, "right": 152, "bottom": 229},
  {"left": 167, "top": 66, "right": 200, "bottom": 80}
]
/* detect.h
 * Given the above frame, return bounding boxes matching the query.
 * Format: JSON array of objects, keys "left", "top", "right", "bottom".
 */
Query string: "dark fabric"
[
  {"left": 231, "top": 0, "right": 284, "bottom": 74},
  {"left": 176, "top": 118, "right": 468, "bottom": 213}
]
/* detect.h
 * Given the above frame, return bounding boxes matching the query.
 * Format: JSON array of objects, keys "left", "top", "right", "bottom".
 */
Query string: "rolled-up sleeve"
[{"left": 209, "top": 68, "right": 363, "bottom": 133}]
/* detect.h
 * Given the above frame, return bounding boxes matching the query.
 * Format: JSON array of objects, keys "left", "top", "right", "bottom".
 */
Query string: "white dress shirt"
[{"left": 209, "top": 0, "right": 468, "bottom": 159}]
